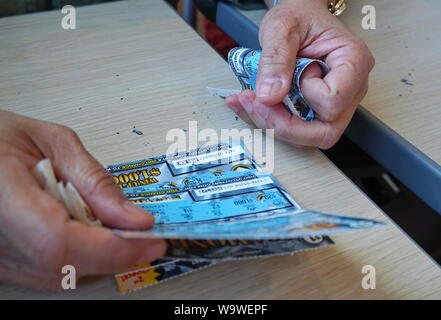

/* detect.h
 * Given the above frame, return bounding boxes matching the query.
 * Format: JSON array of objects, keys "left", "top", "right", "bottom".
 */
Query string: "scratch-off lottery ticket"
[
  {"left": 126, "top": 172, "right": 301, "bottom": 224},
  {"left": 109, "top": 142, "right": 382, "bottom": 240},
  {"left": 110, "top": 142, "right": 383, "bottom": 293},
  {"left": 208, "top": 47, "right": 329, "bottom": 121},
  {"left": 163, "top": 236, "right": 334, "bottom": 261},
  {"left": 115, "top": 259, "right": 216, "bottom": 294},
  {"left": 115, "top": 209, "right": 382, "bottom": 240},
  {"left": 106, "top": 142, "right": 259, "bottom": 190},
  {"left": 114, "top": 236, "right": 334, "bottom": 293},
  {"left": 228, "top": 47, "right": 329, "bottom": 121},
  {"left": 123, "top": 168, "right": 260, "bottom": 197}
]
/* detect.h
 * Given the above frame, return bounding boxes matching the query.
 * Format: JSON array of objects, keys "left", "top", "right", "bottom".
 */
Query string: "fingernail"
[
  {"left": 123, "top": 201, "right": 154, "bottom": 225},
  {"left": 242, "top": 98, "right": 254, "bottom": 114},
  {"left": 257, "top": 77, "right": 283, "bottom": 98},
  {"left": 256, "top": 103, "right": 270, "bottom": 120},
  {"left": 137, "top": 240, "right": 167, "bottom": 264}
]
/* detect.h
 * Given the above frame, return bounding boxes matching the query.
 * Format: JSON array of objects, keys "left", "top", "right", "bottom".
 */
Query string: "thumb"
[
  {"left": 35, "top": 125, "right": 153, "bottom": 230},
  {"left": 257, "top": 7, "right": 301, "bottom": 105}
]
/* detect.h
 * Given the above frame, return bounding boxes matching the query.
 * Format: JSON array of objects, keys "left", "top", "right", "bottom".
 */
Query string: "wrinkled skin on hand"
[
  {"left": 226, "top": 0, "right": 375, "bottom": 149},
  {"left": 0, "top": 110, "right": 166, "bottom": 291}
]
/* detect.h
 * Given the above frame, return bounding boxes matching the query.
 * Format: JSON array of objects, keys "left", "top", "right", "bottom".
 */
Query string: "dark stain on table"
[{"left": 132, "top": 129, "right": 144, "bottom": 135}]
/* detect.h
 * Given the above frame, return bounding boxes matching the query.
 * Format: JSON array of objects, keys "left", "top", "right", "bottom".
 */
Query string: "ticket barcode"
[{"left": 170, "top": 145, "right": 244, "bottom": 169}]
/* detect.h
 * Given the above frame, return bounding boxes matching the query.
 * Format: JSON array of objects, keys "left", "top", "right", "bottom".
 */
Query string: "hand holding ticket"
[
  {"left": 109, "top": 142, "right": 383, "bottom": 293},
  {"left": 32, "top": 159, "right": 102, "bottom": 227},
  {"left": 108, "top": 142, "right": 382, "bottom": 241},
  {"left": 215, "top": 41, "right": 374, "bottom": 149},
  {"left": 0, "top": 110, "right": 165, "bottom": 291},
  {"left": 223, "top": 0, "right": 375, "bottom": 149},
  {"left": 208, "top": 47, "right": 329, "bottom": 121}
]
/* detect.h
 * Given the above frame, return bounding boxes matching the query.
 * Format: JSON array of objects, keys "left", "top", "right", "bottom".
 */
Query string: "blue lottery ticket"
[
  {"left": 134, "top": 186, "right": 298, "bottom": 224},
  {"left": 123, "top": 167, "right": 302, "bottom": 225},
  {"left": 114, "top": 210, "right": 383, "bottom": 240},
  {"left": 106, "top": 142, "right": 259, "bottom": 190},
  {"left": 163, "top": 237, "right": 334, "bottom": 261},
  {"left": 125, "top": 170, "right": 302, "bottom": 224},
  {"left": 109, "top": 142, "right": 383, "bottom": 241},
  {"left": 123, "top": 167, "right": 259, "bottom": 196},
  {"left": 228, "top": 47, "right": 329, "bottom": 121},
  {"left": 115, "top": 259, "right": 217, "bottom": 293}
]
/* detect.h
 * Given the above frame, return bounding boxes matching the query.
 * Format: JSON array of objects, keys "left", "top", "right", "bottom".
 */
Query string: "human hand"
[
  {"left": 225, "top": 0, "right": 374, "bottom": 149},
  {"left": 0, "top": 110, "right": 165, "bottom": 290}
]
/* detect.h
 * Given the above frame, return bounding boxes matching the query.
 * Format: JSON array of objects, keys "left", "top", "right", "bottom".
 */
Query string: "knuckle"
[
  {"left": 366, "top": 51, "right": 376, "bottom": 71},
  {"left": 52, "top": 124, "right": 81, "bottom": 147},
  {"left": 82, "top": 165, "right": 115, "bottom": 196},
  {"left": 351, "top": 37, "right": 368, "bottom": 53},
  {"left": 61, "top": 126, "right": 80, "bottom": 143},
  {"left": 351, "top": 38, "right": 375, "bottom": 71},
  {"left": 342, "top": 58, "right": 359, "bottom": 77},
  {"left": 319, "top": 102, "right": 341, "bottom": 122},
  {"left": 49, "top": 123, "right": 67, "bottom": 134},
  {"left": 260, "top": 46, "right": 292, "bottom": 68},
  {"left": 319, "top": 126, "right": 342, "bottom": 150},
  {"left": 318, "top": 94, "right": 343, "bottom": 122},
  {"left": 362, "top": 83, "right": 369, "bottom": 97},
  {"left": 260, "top": 10, "right": 300, "bottom": 67},
  {"left": 270, "top": 10, "right": 299, "bottom": 33},
  {"left": 273, "top": 121, "right": 291, "bottom": 141}
]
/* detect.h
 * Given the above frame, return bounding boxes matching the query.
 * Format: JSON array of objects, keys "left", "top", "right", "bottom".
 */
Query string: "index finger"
[
  {"left": 66, "top": 221, "right": 166, "bottom": 276},
  {"left": 0, "top": 158, "right": 166, "bottom": 277},
  {"left": 301, "top": 39, "right": 375, "bottom": 122}
]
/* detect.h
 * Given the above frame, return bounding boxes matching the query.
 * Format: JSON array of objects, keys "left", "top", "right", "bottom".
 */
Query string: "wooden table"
[{"left": 0, "top": 0, "right": 440, "bottom": 299}]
